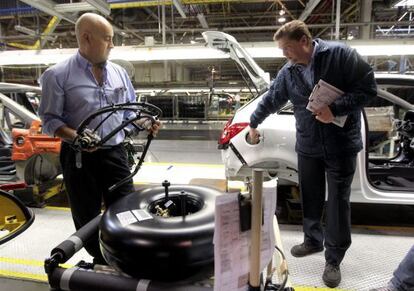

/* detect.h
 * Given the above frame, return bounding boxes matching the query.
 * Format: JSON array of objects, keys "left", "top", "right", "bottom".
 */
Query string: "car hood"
[{"left": 202, "top": 31, "right": 270, "bottom": 94}]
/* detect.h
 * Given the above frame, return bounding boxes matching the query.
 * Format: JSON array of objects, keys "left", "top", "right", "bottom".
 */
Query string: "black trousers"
[
  {"left": 60, "top": 143, "right": 134, "bottom": 260},
  {"left": 298, "top": 154, "right": 357, "bottom": 266}
]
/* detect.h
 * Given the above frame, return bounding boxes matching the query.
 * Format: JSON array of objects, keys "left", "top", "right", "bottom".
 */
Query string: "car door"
[{"left": 355, "top": 75, "right": 414, "bottom": 204}]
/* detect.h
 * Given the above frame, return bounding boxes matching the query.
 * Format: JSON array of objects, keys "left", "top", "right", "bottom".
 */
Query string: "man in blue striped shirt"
[{"left": 39, "top": 13, "right": 160, "bottom": 264}]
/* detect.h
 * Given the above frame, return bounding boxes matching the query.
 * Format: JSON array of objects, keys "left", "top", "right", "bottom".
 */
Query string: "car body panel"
[{"left": 212, "top": 32, "right": 414, "bottom": 205}]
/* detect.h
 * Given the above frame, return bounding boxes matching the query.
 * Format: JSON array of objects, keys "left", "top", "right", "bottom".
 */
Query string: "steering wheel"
[{"left": 72, "top": 102, "right": 163, "bottom": 192}]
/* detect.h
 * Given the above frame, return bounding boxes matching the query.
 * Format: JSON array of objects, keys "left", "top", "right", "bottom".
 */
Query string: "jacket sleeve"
[
  {"left": 329, "top": 48, "right": 377, "bottom": 116},
  {"left": 249, "top": 72, "right": 289, "bottom": 128}
]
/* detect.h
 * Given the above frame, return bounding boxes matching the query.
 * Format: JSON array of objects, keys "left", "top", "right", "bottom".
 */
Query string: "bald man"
[{"left": 39, "top": 13, "right": 159, "bottom": 264}]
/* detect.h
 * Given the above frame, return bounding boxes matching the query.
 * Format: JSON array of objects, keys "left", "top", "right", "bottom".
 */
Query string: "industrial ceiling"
[
  {"left": 0, "top": 0, "right": 413, "bottom": 85},
  {"left": 0, "top": 0, "right": 412, "bottom": 49}
]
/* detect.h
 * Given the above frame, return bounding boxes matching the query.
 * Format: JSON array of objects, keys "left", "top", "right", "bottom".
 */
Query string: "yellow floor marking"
[
  {"left": 44, "top": 206, "right": 71, "bottom": 211},
  {"left": 144, "top": 162, "right": 224, "bottom": 168},
  {"left": 0, "top": 257, "right": 71, "bottom": 269},
  {"left": 0, "top": 269, "right": 47, "bottom": 282}
]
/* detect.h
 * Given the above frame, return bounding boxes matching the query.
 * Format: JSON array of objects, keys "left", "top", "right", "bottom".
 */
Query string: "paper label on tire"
[
  {"left": 132, "top": 209, "right": 153, "bottom": 221},
  {"left": 116, "top": 211, "right": 138, "bottom": 226}
]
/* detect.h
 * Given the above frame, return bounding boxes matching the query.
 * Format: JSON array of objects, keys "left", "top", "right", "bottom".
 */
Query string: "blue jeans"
[{"left": 391, "top": 245, "right": 414, "bottom": 291}]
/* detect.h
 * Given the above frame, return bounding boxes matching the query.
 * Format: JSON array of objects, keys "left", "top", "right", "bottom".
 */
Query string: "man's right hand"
[{"left": 248, "top": 127, "right": 260, "bottom": 144}]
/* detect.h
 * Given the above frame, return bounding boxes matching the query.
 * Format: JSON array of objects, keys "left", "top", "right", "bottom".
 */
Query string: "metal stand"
[
  {"left": 248, "top": 170, "right": 263, "bottom": 290},
  {"left": 248, "top": 169, "right": 294, "bottom": 291}
]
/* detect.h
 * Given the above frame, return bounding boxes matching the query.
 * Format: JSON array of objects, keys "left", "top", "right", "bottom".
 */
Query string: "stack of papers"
[{"left": 306, "top": 79, "right": 348, "bottom": 127}]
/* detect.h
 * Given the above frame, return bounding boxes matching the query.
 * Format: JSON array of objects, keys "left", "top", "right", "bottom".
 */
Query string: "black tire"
[
  {"left": 99, "top": 185, "right": 221, "bottom": 282},
  {"left": 24, "top": 154, "right": 61, "bottom": 185}
]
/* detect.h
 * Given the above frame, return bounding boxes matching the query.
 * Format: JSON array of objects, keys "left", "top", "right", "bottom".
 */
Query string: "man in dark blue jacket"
[{"left": 249, "top": 20, "right": 377, "bottom": 288}]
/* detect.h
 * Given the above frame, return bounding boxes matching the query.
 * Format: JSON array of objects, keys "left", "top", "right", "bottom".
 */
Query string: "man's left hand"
[{"left": 315, "top": 106, "right": 334, "bottom": 124}]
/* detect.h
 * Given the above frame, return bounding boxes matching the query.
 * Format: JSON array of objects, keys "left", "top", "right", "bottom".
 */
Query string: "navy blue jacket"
[{"left": 250, "top": 39, "right": 377, "bottom": 157}]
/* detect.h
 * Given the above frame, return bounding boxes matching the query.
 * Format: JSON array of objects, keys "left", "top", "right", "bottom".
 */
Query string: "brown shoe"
[{"left": 290, "top": 242, "right": 323, "bottom": 257}]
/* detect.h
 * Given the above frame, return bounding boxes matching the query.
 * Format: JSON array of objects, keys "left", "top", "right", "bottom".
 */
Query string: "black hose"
[
  {"left": 49, "top": 266, "right": 213, "bottom": 291},
  {"left": 108, "top": 134, "right": 153, "bottom": 193},
  {"left": 50, "top": 215, "right": 101, "bottom": 263}
]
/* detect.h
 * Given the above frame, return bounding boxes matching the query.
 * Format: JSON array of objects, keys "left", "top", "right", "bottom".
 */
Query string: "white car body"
[{"left": 204, "top": 31, "right": 414, "bottom": 205}]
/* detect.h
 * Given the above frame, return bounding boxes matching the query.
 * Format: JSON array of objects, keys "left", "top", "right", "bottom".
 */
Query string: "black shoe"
[
  {"left": 290, "top": 242, "right": 323, "bottom": 257},
  {"left": 369, "top": 284, "right": 398, "bottom": 291},
  {"left": 322, "top": 263, "right": 341, "bottom": 288}
]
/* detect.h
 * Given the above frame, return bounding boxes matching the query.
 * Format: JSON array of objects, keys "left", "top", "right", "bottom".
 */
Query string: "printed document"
[
  {"left": 306, "top": 79, "right": 348, "bottom": 127},
  {"left": 213, "top": 189, "right": 276, "bottom": 291}
]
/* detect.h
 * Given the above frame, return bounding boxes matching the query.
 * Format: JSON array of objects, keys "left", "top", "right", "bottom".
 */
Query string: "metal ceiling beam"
[
  {"left": 118, "top": 20, "right": 414, "bottom": 33},
  {"left": 110, "top": 0, "right": 288, "bottom": 9},
  {"left": 19, "top": 0, "right": 76, "bottom": 23},
  {"left": 197, "top": 13, "right": 209, "bottom": 28},
  {"left": 299, "top": 0, "right": 322, "bottom": 21},
  {"left": 7, "top": 16, "right": 60, "bottom": 50},
  {"left": 172, "top": 0, "right": 187, "bottom": 18},
  {"left": 40, "top": 16, "right": 60, "bottom": 48},
  {"left": 85, "top": 0, "right": 111, "bottom": 16}
]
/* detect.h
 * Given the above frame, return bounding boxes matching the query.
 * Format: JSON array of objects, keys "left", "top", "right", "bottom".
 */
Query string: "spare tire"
[{"left": 99, "top": 185, "right": 221, "bottom": 281}]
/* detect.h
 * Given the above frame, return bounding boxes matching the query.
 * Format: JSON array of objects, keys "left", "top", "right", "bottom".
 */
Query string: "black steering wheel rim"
[
  {"left": 76, "top": 102, "right": 162, "bottom": 136},
  {"left": 73, "top": 102, "right": 163, "bottom": 192}
]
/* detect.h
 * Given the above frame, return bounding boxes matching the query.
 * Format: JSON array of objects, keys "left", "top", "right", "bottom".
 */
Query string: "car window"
[{"left": 366, "top": 84, "right": 414, "bottom": 159}]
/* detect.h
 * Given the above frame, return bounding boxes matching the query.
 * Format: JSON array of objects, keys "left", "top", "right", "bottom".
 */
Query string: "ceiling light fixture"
[
  {"left": 19, "top": 0, "right": 76, "bottom": 23},
  {"left": 1, "top": 41, "right": 414, "bottom": 65},
  {"left": 278, "top": 17, "right": 286, "bottom": 23},
  {"left": 14, "top": 25, "right": 37, "bottom": 35}
]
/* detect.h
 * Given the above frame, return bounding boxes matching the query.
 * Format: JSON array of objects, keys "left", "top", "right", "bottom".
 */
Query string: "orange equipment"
[{"left": 11, "top": 120, "right": 61, "bottom": 161}]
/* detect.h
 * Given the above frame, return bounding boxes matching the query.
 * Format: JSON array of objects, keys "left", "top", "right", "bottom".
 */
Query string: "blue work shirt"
[{"left": 39, "top": 51, "right": 136, "bottom": 146}]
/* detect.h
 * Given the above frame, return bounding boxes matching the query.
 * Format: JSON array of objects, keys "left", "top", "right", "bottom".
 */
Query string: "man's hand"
[
  {"left": 149, "top": 120, "right": 161, "bottom": 137},
  {"left": 248, "top": 127, "right": 260, "bottom": 144},
  {"left": 315, "top": 106, "right": 334, "bottom": 124}
]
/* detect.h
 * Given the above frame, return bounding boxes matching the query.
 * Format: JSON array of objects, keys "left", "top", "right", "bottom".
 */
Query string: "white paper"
[
  {"left": 116, "top": 210, "right": 138, "bottom": 227},
  {"left": 306, "top": 79, "right": 347, "bottom": 127},
  {"left": 132, "top": 209, "right": 153, "bottom": 221},
  {"left": 213, "top": 187, "right": 276, "bottom": 291}
]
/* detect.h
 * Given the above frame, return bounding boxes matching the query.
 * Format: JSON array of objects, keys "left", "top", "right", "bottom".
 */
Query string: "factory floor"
[{"left": 1, "top": 140, "right": 413, "bottom": 291}]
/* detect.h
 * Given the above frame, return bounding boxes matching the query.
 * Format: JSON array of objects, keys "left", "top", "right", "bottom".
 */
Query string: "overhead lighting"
[
  {"left": 55, "top": 2, "right": 95, "bottom": 13},
  {"left": 394, "top": 0, "right": 414, "bottom": 7},
  {"left": 14, "top": 24, "right": 55, "bottom": 41},
  {"left": 279, "top": 9, "right": 285, "bottom": 16},
  {"left": 172, "top": 0, "right": 187, "bottom": 18},
  {"left": 278, "top": 17, "right": 286, "bottom": 23},
  {"left": 197, "top": 13, "right": 209, "bottom": 29},
  {"left": 1, "top": 41, "right": 414, "bottom": 65},
  {"left": 14, "top": 25, "right": 37, "bottom": 36},
  {"left": 19, "top": 0, "right": 76, "bottom": 23}
]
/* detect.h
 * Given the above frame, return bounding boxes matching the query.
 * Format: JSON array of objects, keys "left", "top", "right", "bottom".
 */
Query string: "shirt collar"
[
  {"left": 76, "top": 51, "right": 108, "bottom": 70},
  {"left": 287, "top": 39, "right": 322, "bottom": 70}
]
